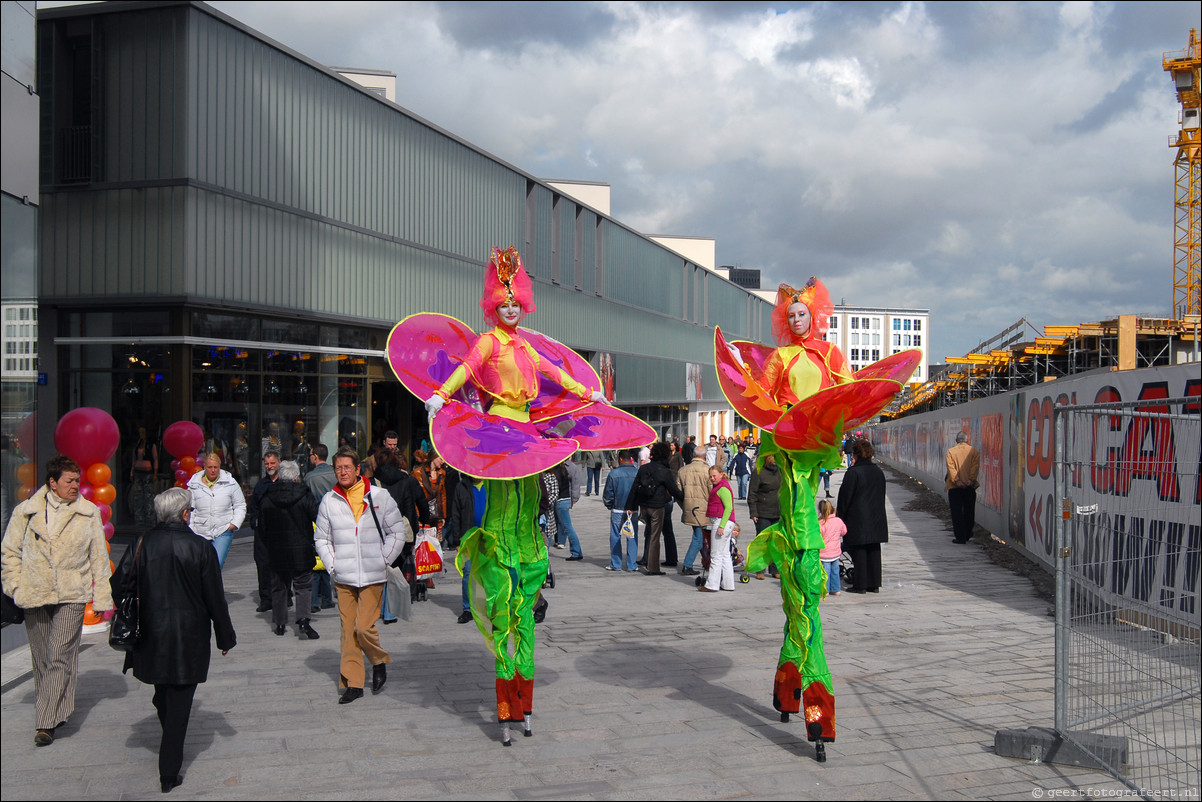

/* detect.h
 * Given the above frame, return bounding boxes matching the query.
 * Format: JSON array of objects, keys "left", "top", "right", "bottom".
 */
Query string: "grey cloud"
[{"left": 433, "top": 1, "right": 619, "bottom": 51}]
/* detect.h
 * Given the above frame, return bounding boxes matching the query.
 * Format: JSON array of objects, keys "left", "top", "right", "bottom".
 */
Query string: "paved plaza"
[{"left": 1, "top": 468, "right": 1132, "bottom": 800}]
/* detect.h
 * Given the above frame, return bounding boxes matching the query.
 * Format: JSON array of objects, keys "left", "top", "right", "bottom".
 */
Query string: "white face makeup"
[
  {"left": 496, "top": 302, "right": 523, "bottom": 327},
  {"left": 787, "top": 302, "right": 812, "bottom": 338}
]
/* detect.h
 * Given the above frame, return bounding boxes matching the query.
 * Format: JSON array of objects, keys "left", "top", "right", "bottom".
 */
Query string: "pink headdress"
[
  {"left": 480, "top": 246, "right": 537, "bottom": 327},
  {"left": 770, "top": 277, "right": 833, "bottom": 346}
]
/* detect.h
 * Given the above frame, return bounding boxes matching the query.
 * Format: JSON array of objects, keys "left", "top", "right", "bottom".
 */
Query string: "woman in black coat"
[
  {"left": 259, "top": 460, "right": 320, "bottom": 639},
  {"left": 112, "top": 487, "right": 236, "bottom": 794},
  {"left": 836, "top": 439, "right": 888, "bottom": 593}
]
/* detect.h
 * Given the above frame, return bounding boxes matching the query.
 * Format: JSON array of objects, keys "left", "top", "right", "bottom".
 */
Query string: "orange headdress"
[
  {"left": 770, "top": 277, "right": 833, "bottom": 345},
  {"left": 480, "top": 246, "right": 537, "bottom": 327}
]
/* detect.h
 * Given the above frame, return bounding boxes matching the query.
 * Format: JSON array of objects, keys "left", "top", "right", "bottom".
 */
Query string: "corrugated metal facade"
[{"left": 38, "top": 1, "right": 774, "bottom": 405}]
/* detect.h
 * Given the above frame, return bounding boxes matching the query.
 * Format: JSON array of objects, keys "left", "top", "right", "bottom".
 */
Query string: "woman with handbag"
[
  {"left": 111, "top": 487, "right": 235, "bottom": 793},
  {"left": 314, "top": 447, "right": 404, "bottom": 704},
  {"left": 1, "top": 455, "right": 113, "bottom": 748}
]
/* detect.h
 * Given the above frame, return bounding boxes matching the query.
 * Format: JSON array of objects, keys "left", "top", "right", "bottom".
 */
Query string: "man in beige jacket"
[
  {"left": 677, "top": 453, "right": 714, "bottom": 576},
  {"left": 1, "top": 455, "right": 113, "bottom": 745},
  {"left": 945, "top": 432, "right": 981, "bottom": 544}
]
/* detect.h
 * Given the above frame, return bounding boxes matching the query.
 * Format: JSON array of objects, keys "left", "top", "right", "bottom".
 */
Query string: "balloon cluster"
[
  {"left": 163, "top": 421, "right": 204, "bottom": 488},
  {"left": 52, "top": 408, "right": 121, "bottom": 626}
]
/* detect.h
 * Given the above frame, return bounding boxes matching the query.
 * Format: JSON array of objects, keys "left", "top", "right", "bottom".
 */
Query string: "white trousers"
[{"left": 704, "top": 518, "right": 735, "bottom": 591}]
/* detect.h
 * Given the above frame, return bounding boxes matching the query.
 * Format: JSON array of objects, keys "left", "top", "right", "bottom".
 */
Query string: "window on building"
[
  {"left": 914, "top": 335, "right": 921, "bottom": 347},
  {"left": 914, "top": 320, "right": 922, "bottom": 331},
  {"left": 829, "top": 317, "right": 838, "bottom": 328}
]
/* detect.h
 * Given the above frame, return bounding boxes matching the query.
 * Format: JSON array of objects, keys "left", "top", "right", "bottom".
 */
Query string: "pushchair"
[
  {"left": 694, "top": 520, "right": 742, "bottom": 587},
  {"left": 838, "top": 551, "right": 854, "bottom": 589}
]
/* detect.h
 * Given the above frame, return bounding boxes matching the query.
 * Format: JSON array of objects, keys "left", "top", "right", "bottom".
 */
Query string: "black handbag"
[
  {"left": 2, "top": 592, "right": 23, "bottom": 625},
  {"left": 109, "top": 538, "right": 144, "bottom": 652}
]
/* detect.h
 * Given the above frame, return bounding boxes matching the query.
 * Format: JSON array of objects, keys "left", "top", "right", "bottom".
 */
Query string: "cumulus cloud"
[{"left": 203, "top": 0, "right": 1198, "bottom": 359}]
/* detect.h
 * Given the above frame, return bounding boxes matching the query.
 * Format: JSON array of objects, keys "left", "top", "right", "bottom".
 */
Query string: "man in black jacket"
[{"left": 624, "top": 442, "right": 684, "bottom": 576}]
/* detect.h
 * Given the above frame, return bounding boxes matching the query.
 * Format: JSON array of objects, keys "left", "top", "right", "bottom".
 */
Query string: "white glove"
[
  {"left": 590, "top": 390, "right": 609, "bottom": 405},
  {"left": 727, "top": 343, "right": 743, "bottom": 365},
  {"left": 424, "top": 395, "right": 445, "bottom": 418}
]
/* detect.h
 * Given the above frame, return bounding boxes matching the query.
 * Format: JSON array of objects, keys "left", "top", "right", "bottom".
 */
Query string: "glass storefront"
[{"left": 58, "top": 309, "right": 384, "bottom": 535}]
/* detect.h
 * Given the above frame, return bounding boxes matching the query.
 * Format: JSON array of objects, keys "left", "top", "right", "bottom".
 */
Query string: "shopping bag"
[
  {"left": 620, "top": 513, "right": 635, "bottom": 538},
  {"left": 386, "top": 564, "right": 412, "bottom": 621},
  {"left": 414, "top": 528, "right": 444, "bottom": 578}
]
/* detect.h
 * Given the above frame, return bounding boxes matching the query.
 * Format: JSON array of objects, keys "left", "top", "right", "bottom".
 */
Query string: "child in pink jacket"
[{"left": 817, "top": 500, "right": 847, "bottom": 596}]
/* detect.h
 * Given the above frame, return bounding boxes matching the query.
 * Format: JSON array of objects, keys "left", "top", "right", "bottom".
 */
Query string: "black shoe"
[
  {"left": 643, "top": 570, "right": 666, "bottom": 576},
  {"left": 457, "top": 610, "right": 473, "bottom": 624},
  {"left": 273, "top": 624, "right": 286, "bottom": 636},
  {"left": 320, "top": 601, "right": 336, "bottom": 609},
  {"left": 847, "top": 588, "right": 867, "bottom": 594},
  {"left": 255, "top": 603, "right": 271, "bottom": 613},
  {"left": 662, "top": 561, "right": 678, "bottom": 567},
  {"left": 298, "top": 620, "right": 319, "bottom": 640},
  {"left": 311, "top": 605, "right": 321, "bottom": 614},
  {"left": 372, "top": 664, "right": 387, "bottom": 694},
  {"left": 382, "top": 618, "right": 398, "bottom": 625},
  {"left": 636, "top": 560, "right": 646, "bottom": 566},
  {"left": 680, "top": 567, "right": 698, "bottom": 576},
  {"left": 160, "top": 775, "right": 183, "bottom": 793},
  {"left": 338, "top": 687, "right": 364, "bottom": 705},
  {"left": 34, "top": 728, "right": 54, "bottom": 747},
  {"left": 565, "top": 555, "right": 583, "bottom": 562},
  {"left": 867, "top": 588, "right": 879, "bottom": 593}
]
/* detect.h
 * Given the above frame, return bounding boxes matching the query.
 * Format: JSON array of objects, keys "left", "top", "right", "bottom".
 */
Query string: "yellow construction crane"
[{"left": 1164, "top": 29, "right": 1200, "bottom": 320}]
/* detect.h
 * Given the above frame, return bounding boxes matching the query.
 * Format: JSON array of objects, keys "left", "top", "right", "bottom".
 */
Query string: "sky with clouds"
[{"left": 193, "top": 2, "right": 1194, "bottom": 358}]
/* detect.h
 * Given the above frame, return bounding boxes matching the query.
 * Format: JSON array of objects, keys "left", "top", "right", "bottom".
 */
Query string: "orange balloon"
[
  {"left": 180, "top": 456, "right": 196, "bottom": 473},
  {"left": 17, "top": 483, "right": 34, "bottom": 502},
  {"left": 106, "top": 540, "right": 112, "bottom": 553},
  {"left": 94, "top": 483, "right": 117, "bottom": 505},
  {"left": 82, "top": 602, "right": 104, "bottom": 626},
  {"left": 16, "top": 462, "right": 36, "bottom": 485},
  {"left": 109, "top": 559, "right": 116, "bottom": 574},
  {"left": 86, "top": 463, "right": 112, "bottom": 487}
]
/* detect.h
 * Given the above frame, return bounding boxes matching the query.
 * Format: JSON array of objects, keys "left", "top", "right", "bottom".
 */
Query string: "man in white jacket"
[
  {"left": 314, "top": 447, "right": 404, "bottom": 704},
  {"left": 185, "top": 454, "right": 245, "bottom": 566}
]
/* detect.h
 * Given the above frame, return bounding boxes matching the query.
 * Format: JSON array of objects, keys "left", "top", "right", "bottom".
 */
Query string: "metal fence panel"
[{"left": 1055, "top": 398, "right": 1200, "bottom": 799}]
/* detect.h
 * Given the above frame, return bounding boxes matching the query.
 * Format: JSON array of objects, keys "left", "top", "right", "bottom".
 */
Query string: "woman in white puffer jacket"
[
  {"left": 314, "top": 447, "right": 405, "bottom": 704},
  {"left": 186, "top": 453, "right": 246, "bottom": 567}
]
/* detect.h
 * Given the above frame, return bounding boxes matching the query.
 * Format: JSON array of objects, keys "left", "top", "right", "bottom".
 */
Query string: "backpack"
[{"left": 633, "top": 466, "right": 660, "bottom": 504}]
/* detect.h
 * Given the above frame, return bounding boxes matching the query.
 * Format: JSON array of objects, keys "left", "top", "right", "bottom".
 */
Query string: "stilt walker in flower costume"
[
  {"left": 714, "top": 278, "right": 920, "bottom": 762},
  {"left": 387, "top": 247, "right": 654, "bottom": 746}
]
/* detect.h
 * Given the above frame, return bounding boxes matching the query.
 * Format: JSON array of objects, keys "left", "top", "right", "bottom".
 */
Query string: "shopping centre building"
[{"left": 3, "top": 0, "right": 782, "bottom": 532}]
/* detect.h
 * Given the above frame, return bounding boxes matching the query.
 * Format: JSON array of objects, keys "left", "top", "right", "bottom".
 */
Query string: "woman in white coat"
[
  {"left": 186, "top": 453, "right": 246, "bottom": 567},
  {"left": 314, "top": 447, "right": 405, "bottom": 704}
]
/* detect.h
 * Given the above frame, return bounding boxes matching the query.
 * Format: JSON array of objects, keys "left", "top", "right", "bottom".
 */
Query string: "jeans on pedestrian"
[
  {"left": 461, "top": 559, "right": 471, "bottom": 613},
  {"left": 609, "top": 510, "right": 638, "bottom": 570},
  {"left": 587, "top": 466, "right": 601, "bottom": 495},
  {"left": 683, "top": 525, "right": 706, "bottom": 569},
  {"left": 736, "top": 474, "right": 750, "bottom": 499},
  {"left": 211, "top": 529, "right": 234, "bottom": 567},
  {"left": 555, "top": 498, "right": 582, "bottom": 558},
  {"left": 381, "top": 583, "right": 398, "bottom": 622},
  {"left": 312, "top": 570, "right": 334, "bottom": 607},
  {"left": 822, "top": 558, "right": 841, "bottom": 593}
]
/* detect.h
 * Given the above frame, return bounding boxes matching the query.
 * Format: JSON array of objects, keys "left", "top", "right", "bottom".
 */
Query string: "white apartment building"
[{"left": 825, "top": 306, "right": 929, "bottom": 384}]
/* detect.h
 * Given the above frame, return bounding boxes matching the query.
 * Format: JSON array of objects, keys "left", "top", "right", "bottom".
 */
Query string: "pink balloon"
[
  {"left": 102, "top": 522, "right": 115, "bottom": 539},
  {"left": 170, "top": 459, "right": 181, "bottom": 473},
  {"left": 79, "top": 483, "right": 95, "bottom": 501},
  {"left": 162, "top": 421, "right": 204, "bottom": 459},
  {"left": 174, "top": 469, "right": 188, "bottom": 483},
  {"left": 53, "top": 408, "right": 120, "bottom": 468},
  {"left": 97, "top": 503, "right": 112, "bottom": 523}
]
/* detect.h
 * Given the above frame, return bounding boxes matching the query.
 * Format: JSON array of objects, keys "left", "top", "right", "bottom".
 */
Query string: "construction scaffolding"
[{"left": 885, "top": 316, "right": 1200, "bottom": 418}]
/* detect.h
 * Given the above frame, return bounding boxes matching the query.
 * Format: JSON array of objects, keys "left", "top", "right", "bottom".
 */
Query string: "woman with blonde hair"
[{"left": 699, "top": 465, "right": 737, "bottom": 593}]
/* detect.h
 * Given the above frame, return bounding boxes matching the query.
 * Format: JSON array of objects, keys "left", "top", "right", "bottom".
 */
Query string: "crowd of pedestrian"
[{"left": 3, "top": 422, "right": 975, "bottom": 793}]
